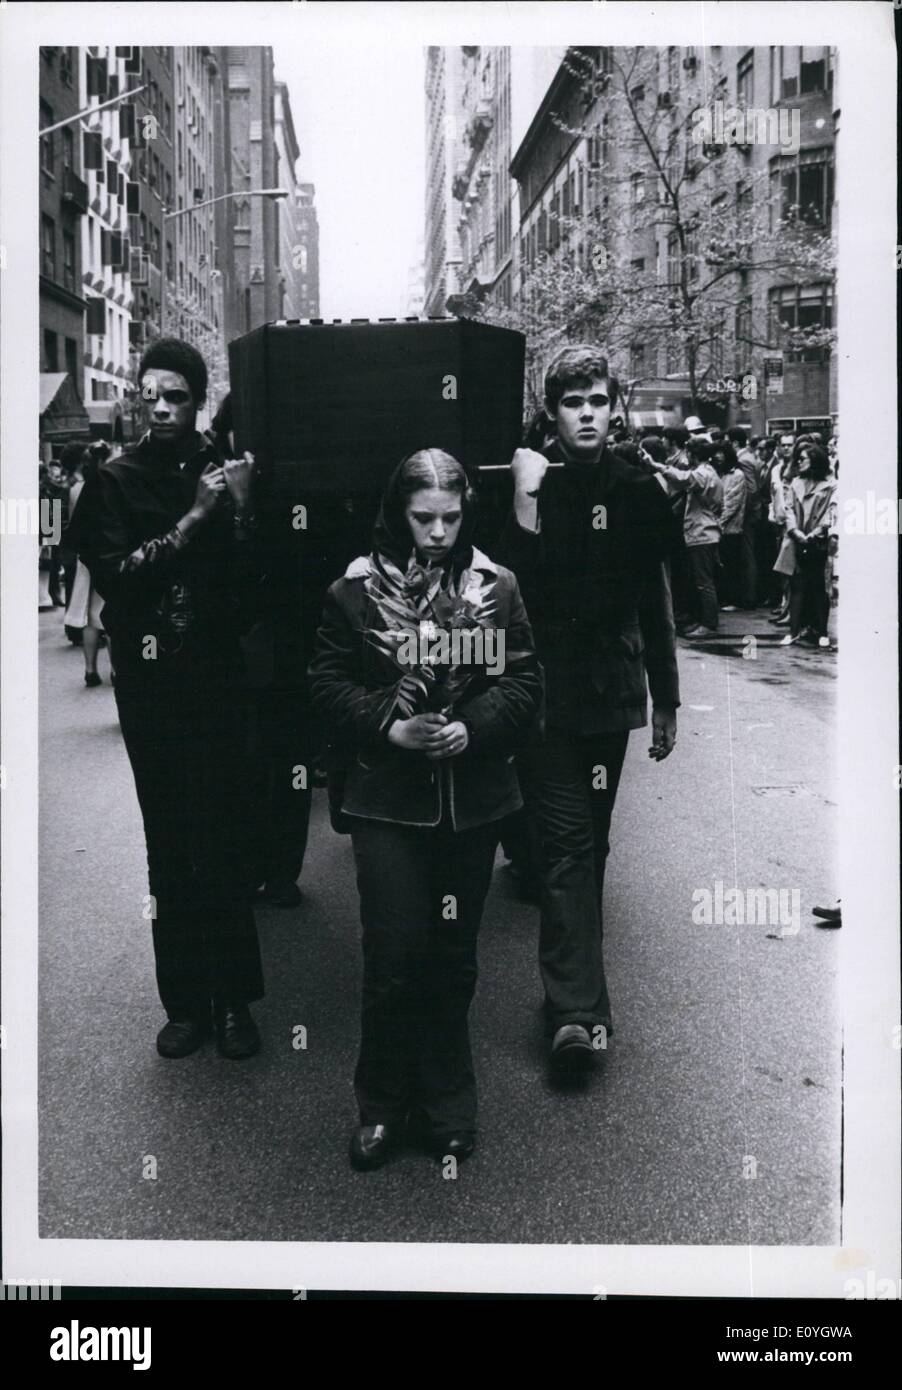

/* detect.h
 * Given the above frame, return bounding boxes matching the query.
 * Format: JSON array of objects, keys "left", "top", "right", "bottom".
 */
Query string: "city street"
[{"left": 38, "top": 607, "right": 840, "bottom": 1248}]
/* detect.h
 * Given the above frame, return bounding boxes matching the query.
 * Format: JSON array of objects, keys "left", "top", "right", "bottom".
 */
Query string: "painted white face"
[{"left": 141, "top": 368, "right": 197, "bottom": 443}]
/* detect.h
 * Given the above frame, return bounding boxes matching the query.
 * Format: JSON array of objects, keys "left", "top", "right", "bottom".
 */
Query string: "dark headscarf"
[{"left": 370, "top": 449, "right": 477, "bottom": 582}]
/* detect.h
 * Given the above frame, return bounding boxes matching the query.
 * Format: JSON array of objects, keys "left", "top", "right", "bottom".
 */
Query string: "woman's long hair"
[{"left": 371, "top": 448, "right": 477, "bottom": 577}]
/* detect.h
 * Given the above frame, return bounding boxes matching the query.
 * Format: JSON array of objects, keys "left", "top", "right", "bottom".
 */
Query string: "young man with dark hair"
[
  {"left": 69, "top": 338, "right": 266, "bottom": 1060},
  {"left": 497, "top": 343, "right": 679, "bottom": 1074}
]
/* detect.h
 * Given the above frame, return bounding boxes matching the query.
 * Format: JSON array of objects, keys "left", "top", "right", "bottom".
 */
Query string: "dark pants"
[
  {"left": 686, "top": 543, "right": 720, "bottom": 630},
  {"left": 789, "top": 548, "right": 830, "bottom": 638},
  {"left": 670, "top": 535, "right": 693, "bottom": 627},
  {"left": 243, "top": 685, "right": 312, "bottom": 888},
  {"left": 113, "top": 652, "right": 264, "bottom": 1020},
  {"left": 740, "top": 521, "right": 758, "bottom": 608},
  {"left": 349, "top": 814, "right": 499, "bottom": 1135},
  {"left": 517, "top": 729, "right": 630, "bottom": 1037},
  {"left": 763, "top": 522, "right": 785, "bottom": 606},
  {"left": 718, "top": 533, "right": 747, "bottom": 607}
]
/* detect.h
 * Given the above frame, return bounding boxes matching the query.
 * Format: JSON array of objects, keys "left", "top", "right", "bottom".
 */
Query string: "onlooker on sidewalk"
[
  {"left": 646, "top": 437, "right": 723, "bottom": 636},
  {"left": 712, "top": 441, "right": 748, "bottom": 611},
  {"left": 661, "top": 426, "right": 692, "bottom": 627},
  {"left": 777, "top": 444, "right": 837, "bottom": 649},
  {"left": 728, "top": 426, "right": 767, "bottom": 608},
  {"left": 767, "top": 433, "right": 797, "bottom": 621}
]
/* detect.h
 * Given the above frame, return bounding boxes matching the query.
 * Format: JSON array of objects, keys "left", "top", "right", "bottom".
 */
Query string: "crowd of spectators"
[{"left": 611, "top": 418, "right": 838, "bottom": 648}]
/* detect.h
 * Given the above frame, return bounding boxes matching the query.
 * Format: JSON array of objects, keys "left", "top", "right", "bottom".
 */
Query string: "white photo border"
[{"left": 2, "top": 0, "right": 898, "bottom": 1297}]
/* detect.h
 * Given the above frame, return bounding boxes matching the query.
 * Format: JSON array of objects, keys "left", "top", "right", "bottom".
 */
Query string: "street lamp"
[{"left": 163, "top": 188, "right": 289, "bottom": 220}]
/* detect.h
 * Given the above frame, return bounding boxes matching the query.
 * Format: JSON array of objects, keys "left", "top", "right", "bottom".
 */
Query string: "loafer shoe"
[
  {"left": 550, "top": 1023, "right": 596, "bottom": 1074},
  {"left": 213, "top": 1002, "right": 261, "bottom": 1059},
  {"left": 428, "top": 1132, "right": 476, "bottom": 1165},
  {"left": 156, "top": 1016, "right": 210, "bottom": 1058},
  {"left": 259, "top": 877, "right": 302, "bottom": 908},
  {"left": 349, "top": 1124, "right": 399, "bottom": 1171}
]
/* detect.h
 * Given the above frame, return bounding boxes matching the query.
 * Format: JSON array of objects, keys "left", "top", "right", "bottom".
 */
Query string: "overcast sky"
[{"left": 274, "top": 40, "right": 425, "bottom": 320}]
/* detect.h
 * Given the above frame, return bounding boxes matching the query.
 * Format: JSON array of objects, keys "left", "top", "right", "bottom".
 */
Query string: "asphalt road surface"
[{"left": 38, "top": 608, "right": 840, "bottom": 1246}]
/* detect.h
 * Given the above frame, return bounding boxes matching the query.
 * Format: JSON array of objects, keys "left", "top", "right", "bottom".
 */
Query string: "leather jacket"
[{"left": 308, "top": 546, "right": 544, "bottom": 832}]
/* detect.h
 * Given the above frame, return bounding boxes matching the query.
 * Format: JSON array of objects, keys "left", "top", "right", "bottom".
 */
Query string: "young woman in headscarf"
[{"left": 308, "top": 448, "right": 543, "bottom": 1171}]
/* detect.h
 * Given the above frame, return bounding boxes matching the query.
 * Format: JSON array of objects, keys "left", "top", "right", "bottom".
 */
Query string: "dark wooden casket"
[{"left": 227, "top": 318, "right": 525, "bottom": 688}]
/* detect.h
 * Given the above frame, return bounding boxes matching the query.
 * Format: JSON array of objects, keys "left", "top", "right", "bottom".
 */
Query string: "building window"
[
  {"left": 770, "top": 46, "right": 829, "bottom": 103},
  {"left": 40, "top": 102, "right": 54, "bottom": 174},
  {"left": 630, "top": 172, "right": 645, "bottom": 223},
  {"left": 62, "top": 230, "right": 76, "bottom": 291},
  {"left": 65, "top": 337, "right": 79, "bottom": 389},
  {"left": 736, "top": 50, "right": 754, "bottom": 107},
  {"left": 768, "top": 282, "right": 833, "bottom": 361},
  {"left": 43, "top": 329, "right": 59, "bottom": 372},
  {"left": 770, "top": 148, "right": 833, "bottom": 229},
  {"left": 59, "top": 47, "right": 74, "bottom": 86},
  {"left": 630, "top": 343, "right": 646, "bottom": 376},
  {"left": 41, "top": 214, "right": 56, "bottom": 278}
]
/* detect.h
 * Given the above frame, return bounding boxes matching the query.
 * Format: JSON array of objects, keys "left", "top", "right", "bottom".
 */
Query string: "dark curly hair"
[{"left": 138, "top": 337, "right": 208, "bottom": 405}]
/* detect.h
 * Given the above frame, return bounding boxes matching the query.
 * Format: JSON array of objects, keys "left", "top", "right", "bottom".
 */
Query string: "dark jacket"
[
  {"left": 68, "top": 429, "right": 264, "bottom": 680},
  {"left": 495, "top": 443, "right": 679, "bottom": 735},
  {"left": 308, "top": 545, "right": 544, "bottom": 832}
]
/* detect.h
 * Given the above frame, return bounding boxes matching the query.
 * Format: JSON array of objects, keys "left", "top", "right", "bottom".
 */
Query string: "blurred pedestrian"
[{"left": 64, "top": 451, "right": 114, "bottom": 687}]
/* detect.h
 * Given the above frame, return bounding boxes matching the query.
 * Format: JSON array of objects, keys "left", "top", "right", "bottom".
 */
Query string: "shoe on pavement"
[
  {"left": 427, "top": 1132, "right": 476, "bottom": 1165},
  {"left": 682, "top": 624, "right": 718, "bottom": 638},
  {"left": 84, "top": 671, "right": 102, "bottom": 687},
  {"left": 213, "top": 1001, "right": 261, "bottom": 1059},
  {"left": 779, "top": 633, "right": 800, "bottom": 646},
  {"left": 550, "top": 1023, "right": 595, "bottom": 1074},
  {"left": 259, "top": 876, "right": 302, "bottom": 908},
  {"left": 719, "top": 604, "right": 738, "bottom": 612},
  {"left": 769, "top": 615, "right": 791, "bottom": 626},
  {"left": 818, "top": 636, "right": 831, "bottom": 649},
  {"left": 349, "top": 1123, "right": 400, "bottom": 1171},
  {"left": 156, "top": 1015, "right": 210, "bottom": 1058}
]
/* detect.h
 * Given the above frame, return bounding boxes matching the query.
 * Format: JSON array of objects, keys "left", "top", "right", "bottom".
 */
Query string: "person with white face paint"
[{"left": 68, "top": 338, "right": 266, "bottom": 1063}]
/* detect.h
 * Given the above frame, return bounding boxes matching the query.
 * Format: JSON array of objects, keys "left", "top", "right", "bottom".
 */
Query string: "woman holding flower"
[{"left": 308, "top": 449, "right": 542, "bottom": 1170}]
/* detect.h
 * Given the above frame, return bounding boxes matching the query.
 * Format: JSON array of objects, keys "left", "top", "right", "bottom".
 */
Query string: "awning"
[
  {"left": 85, "top": 398, "right": 126, "bottom": 440},
  {"left": 39, "top": 373, "right": 92, "bottom": 441}
]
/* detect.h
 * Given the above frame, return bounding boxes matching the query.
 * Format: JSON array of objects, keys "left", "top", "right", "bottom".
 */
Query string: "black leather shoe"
[
  {"left": 550, "top": 1023, "right": 596, "bottom": 1074},
  {"left": 349, "top": 1124, "right": 398, "bottom": 1171},
  {"left": 213, "top": 1002, "right": 261, "bottom": 1059},
  {"left": 259, "top": 877, "right": 302, "bottom": 908},
  {"left": 428, "top": 1132, "right": 476, "bottom": 1165},
  {"left": 156, "top": 1016, "right": 210, "bottom": 1058}
]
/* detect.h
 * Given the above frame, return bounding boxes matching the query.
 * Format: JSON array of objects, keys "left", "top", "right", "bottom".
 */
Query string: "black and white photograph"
[{"left": 1, "top": 0, "right": 899, "bottom": 1310}]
